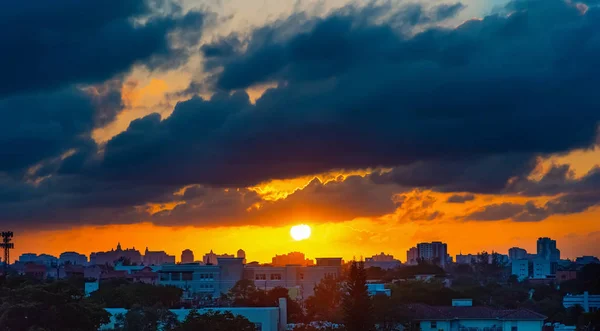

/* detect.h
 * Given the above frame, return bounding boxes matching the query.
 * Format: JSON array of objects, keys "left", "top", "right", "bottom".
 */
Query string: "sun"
[{"left": 290, "top": 224, "right": 311, "bottom": 241}]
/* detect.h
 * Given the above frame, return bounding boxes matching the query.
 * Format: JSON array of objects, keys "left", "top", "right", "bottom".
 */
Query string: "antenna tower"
[{"left": 1, "top": 231, "right": 14, "bottom": 271}]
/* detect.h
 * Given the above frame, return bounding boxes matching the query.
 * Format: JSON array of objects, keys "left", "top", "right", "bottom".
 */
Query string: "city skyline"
[{"left": 2, "top": 0, "right": 600, "bottom": 263}]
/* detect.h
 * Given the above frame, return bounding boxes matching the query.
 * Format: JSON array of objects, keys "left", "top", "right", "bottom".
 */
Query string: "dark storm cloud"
[
  {"left": 447, "top": 194, "right": 475, "bottom": 203},
  {"left": 0, "top": 0, "right": 207, "bottom": 96},
  {"left": 97, "top": 0, "right": 600, "bottom": 189}
]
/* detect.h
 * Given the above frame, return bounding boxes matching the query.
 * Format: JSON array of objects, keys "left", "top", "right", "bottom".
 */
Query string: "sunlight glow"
[{"left": 290, "top": 224, "right": 311, "bottom": 241}]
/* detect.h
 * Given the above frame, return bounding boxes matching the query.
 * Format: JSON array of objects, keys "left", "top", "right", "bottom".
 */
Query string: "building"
[
  {"left": 158, "top": 258, "right": 244, "bottom": 298},
  {"left": 237, "top": 249, "right": 246, "bottom": 264},
  {"left": 18, "top": 253, "right": 58, "bottom": 266},
  {"left": 18, "top": 253, "right": 39, "bottom": 263},
  {"left": 365, "top": 252, "right": 401, "bottom": 270},
  {"left": 90, "top": 243, "right": 142, "bottom": 266},
  {"left": 407, "top": 247, "right": 419, "bottom": 265},
  {"left": 271, "top": 252, "right": 314, "bottom": 267},
  {"left": 416, "top": 241, "right": 449, "bottom": 267},
  {"left": 575, "top": 256, "right": 600, "bottom": 265},
  {"left": 102, "top": 301, "right": 287, "bottom": 331},
  {"left": 537, "top": 237, "right": 560, "bottom": 262},
  {"left": 533, "top": 258, "right": 552, "bottom": 279},
  {"left": 143, "top": 247, "right": 175, "bottom": 265},
  {"left": 512, "top": 259, "right": 531, "bottom": 281},
  {"left": 245, "top": 257, "right": 342, "bottom": 299},
  {"left": 406, "top": 302, "right": 546, "bottom": 331},
  {"left": 509, "top": 247, "right": 529, "bottom": 261},
  {"left": 59, "top": 251, "right": 88, "bottom": 266},
  {"left": 563, "top": 292, "right": 600, "bottom": 313},
  {"left": 181, "top": 249, "right": 194, "bottom": 264},
  {"left": 556, "top": 270, "right": 577, "bottom": 283},
  {"left": 367, "top": 283, "right": 391, "bottom": 296},
  {"left": 202, "top": 250, "right": 234, "bottom": 265}
]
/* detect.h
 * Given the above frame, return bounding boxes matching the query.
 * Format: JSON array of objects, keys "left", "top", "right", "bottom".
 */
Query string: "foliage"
[
  {"left": 89, "top": 279, "right": 183, "bottom": 308},
  {"left": 0, "top": 280, "right": 109, "bottom": 331},
  {"left": 305, "top": 274, "right": 344, "bottom": 323},
  {"left": 228, "top": 280, "right": 304, "bottom": 322},
  {"left": 111, "top": 305, "right": 179, "bottom": 331},
  {"left": 173, "top": 310, "right": 257, "bottom": 331},
  {"left": 342, "top": 261, "right": 374, "bottom": 331}
]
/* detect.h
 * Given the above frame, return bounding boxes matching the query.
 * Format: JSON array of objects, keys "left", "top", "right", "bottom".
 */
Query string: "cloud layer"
[{"left": 1, "top": 0, "right": 600, "bottom": 229}]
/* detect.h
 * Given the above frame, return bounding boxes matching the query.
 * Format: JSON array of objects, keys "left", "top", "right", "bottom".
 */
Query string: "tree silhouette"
[{"left": 342, "top": 261, "right": 374, "bottom": 331}]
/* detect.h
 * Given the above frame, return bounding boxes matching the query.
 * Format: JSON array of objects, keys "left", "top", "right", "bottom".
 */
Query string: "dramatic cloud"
[{"left": 0, "top": 0, "right": 207, "bottom": 96}]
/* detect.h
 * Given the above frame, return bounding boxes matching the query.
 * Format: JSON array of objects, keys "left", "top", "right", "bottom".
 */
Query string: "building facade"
[
  {"left": 244, "top": 258, "right": 342, "bottom": 300},
  {"left": 90, "top": 243, "right": 142, "bottom": 266},
  {"left": 59, "top": 251, "right": 88, "bottom": 266},
  {"left": 143, "top": 247, "right": 175, "bottom": 265},
  {"left": 563, "top": 292, "right": 600, "bottom": 313},
  {"left": 203, "top": 250, "right": 234, "bottom": 265},
  {"left": 407, "top": 247, "right": 419, "bottom": 265},
  {"left": 509, "top": 247, "right": 529, "bottom": 261},
  {"left": 537, "top": 237, "right": 560, "bottom": 262},
  {"left": 417, "top": 241, "right": 449, "bottom": 267},
  {"left": 271, "top": 252, "right": 314, "bottom": 267},
  {"left": 181, "top": 249, "right": 194, "bottom": 264},
  {"left": 365, "top": 252, "right": 401, "bottom": 270}
]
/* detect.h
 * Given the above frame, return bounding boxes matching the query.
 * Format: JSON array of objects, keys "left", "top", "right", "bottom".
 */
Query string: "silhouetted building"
[
  {"left": 237, "top": 249, "right": 246, "bottom": 264},
  {"left": 509, "top": 247, "right": 528, "bottom": 261},
  {"left": 143, "top": 247, "right": 175, "bottom": 265},
  {"left": 407, "top": 247, "right": 419, "bottom": 265},
  {"left": 417, "top": 241, "right": 449, "bottom": 267},
  {"left": 90, "top": 243, "right": 142, "bottom": 266},
  {"left": 202, "top": 250, "right": 234, "bottom": 265},
  {"left": 181, "top": 249, "right": 194, "bottom": 264},
  {"left": 575, "top": 256, "right": 600, "bottom": 265},
  {"left": 271, "top": 252, "right": 314, "bottom": 266},
  {"left": 365, "top": 252, "right": 401, "bottom": 270},
  {"left": 537, "top": 237, "right": 560, "bottom": 262},
  {"left": 60, "top": 251, "right": 88, "bottom": 266}
]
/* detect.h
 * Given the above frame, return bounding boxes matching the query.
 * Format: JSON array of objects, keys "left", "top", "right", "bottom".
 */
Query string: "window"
[
  {"left": 160, "top": 273, "right": 169, "bottom": 281},
  {"left": 171, "top": 272, "right": 181, "bottom": 281},
  {"left": 271, "top": 274, "right": 282, "bottom": 280},
  {"left": 431, "top": 322, "right": 437, "bottom": 329},
  {"left": 255, "top": 274, "right": 266, "bottom": 280},
  {"left": 511, "top": 327, "right": 518, "bottom": 331},
  {"left": 209, "top": 273, "right": 214, "bottom": 280},
  {"left": 182, "top": 272, "right": 193, "bottom": 281}
]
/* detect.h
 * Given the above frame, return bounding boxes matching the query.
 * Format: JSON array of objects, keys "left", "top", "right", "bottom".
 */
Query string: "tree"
[
  {"left": 174, "top": 310, "right": 257, "bottom": 331},
  {"left": 89, "top": 279, "right": 183, "bottom": 308},
  {"left": 305, "top": 274, "right": 343, "bottom": 323},
  {"left": 0, "top": 280, "right": 109, "bottom": 331},
  {"left": 110, "top": 304, "right": 179, "bottom": 331},
  {"left": 372, "top": 294, "right": 405, "bottom": 331},
  {"left": 342, "top": 261, "right": 374, "bottom": 331},
  {"left": 228, "top": 279, "right": 262, "bottom": 306}
]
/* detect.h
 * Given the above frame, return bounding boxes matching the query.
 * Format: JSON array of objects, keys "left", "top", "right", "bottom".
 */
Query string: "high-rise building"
[
  {"left": 406, "top": 247, "right": 419, "bottom": 265},
  {"left": 181, "top": 249, "right": 194, "bottom": 264},
  {"left": 509, "top": 247, "right": 528, "bottom": 261},
  {"left": 416, "top": 241, "right": 449, "bottom": 267},
  {"left": 537, "top": 237, "right": 560, "bottom": 262}
]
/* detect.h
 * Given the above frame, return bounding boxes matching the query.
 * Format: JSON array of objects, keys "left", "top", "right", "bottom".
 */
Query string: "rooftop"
[{"left": 403, "top": 304, "right": 547, "bottom": 321}]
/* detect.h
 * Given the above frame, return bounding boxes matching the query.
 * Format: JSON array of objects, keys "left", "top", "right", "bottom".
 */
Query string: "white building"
[
  {"left": 563, "top": 292, "right": 600, "bottom": 313},
  {"left": 102, "top": 304, "right": 285, "bottom": 331},
  {"left": 59, "top": 251, "right": 88, "bottom": 266},
  {"left": 408, "top": 302, "right": 546, "bottom": 331},
  {"left": 532, "top": 258, "right": 552, "bottom": 279}
]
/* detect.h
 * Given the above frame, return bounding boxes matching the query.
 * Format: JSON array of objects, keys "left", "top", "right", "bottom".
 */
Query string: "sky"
[{"left": 2, "top": 0, "right": 600, "bottom": 263}]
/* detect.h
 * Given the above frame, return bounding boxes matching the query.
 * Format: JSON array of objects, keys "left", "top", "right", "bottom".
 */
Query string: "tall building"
[
  {"left": 59, "top": 252, "right": 88, "bottom": 266},
  {"left": 143, "top": 247, "right": 176, "bottom": 265},
  {"left": 181, "top": 249, "right": 194, "bottom": 264},
  {"left": 203, "top": 250, "right": 234, "bottom": 265},
  {"left": 271, "top": 252, "right": 314, "bottom": 266},
  {"left": 537, "top": 237, "right": 560, "bottom": 262},
  {"left": 509, "top": 247, "right": 528, "bottom": 261},
  {"left": 416, "top": 241, "right": 449, "bottom": 267},
  {"left": 90, "top": 243, "right": 142, "bottom": 266},
  {"left": 406, "top": 247, "right": 419, "bottom": 265}
]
